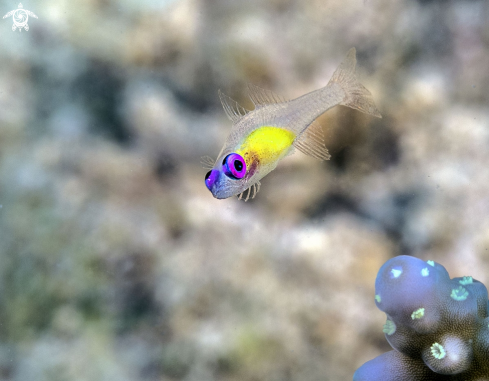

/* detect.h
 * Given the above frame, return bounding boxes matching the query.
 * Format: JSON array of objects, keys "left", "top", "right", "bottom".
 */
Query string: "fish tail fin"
[{"left": 328, "top": 48, "right": 382, "bottom": 118}]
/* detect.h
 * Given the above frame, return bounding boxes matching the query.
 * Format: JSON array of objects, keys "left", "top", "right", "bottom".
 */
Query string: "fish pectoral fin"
[
  {"left": 200, "top": 155, "right": 215, "bottom": 170},
  {"left": 293, "top": 120, "right": 331, "bottom": 160},
  {"left": 247, "top": 83, "right": 287, "bottom": 107},
  {"left": 218, "top": 90, "right": 250, "bottom": 123}
]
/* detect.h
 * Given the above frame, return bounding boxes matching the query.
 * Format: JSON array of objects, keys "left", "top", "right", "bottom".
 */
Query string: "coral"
[{"left": 354, "top": 255, "right": 489, "bottom": 381}]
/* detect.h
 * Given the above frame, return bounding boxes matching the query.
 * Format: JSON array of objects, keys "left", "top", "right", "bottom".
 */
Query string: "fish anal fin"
[
  {"left": 247, "top": 83, "right": 287, "bottom": 107},
  {"left": 218, "top": 90, "right": 250, "bottom": 123},
  {"left": 293, "top": 121, "right": 331, "bottom": 160},
  {"left": 329, "top": 47, "right": 382, "bottom": 118}
]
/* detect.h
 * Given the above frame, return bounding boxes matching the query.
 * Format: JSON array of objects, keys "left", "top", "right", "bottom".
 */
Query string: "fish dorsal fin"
[
  {"left": 200, "top": 155, "right": 215, "bottom": 170},
  {"left": 218, "top": 90, "right": 250, "bottom": 123},
  {"left": 247, "top": 83, "right": 287, "bottom": 107},
  {"left": 293, "top": 121, "right": 331, "bottom": 161}
]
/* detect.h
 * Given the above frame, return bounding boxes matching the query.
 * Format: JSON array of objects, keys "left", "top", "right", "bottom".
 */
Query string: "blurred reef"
[{"left": 1, "top": 0, "right": 489, "bottom": 380}]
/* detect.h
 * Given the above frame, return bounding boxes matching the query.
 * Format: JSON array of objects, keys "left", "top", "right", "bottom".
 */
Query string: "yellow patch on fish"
[{"left": 236, "top": 126, "right": 296, "bottom": 167}]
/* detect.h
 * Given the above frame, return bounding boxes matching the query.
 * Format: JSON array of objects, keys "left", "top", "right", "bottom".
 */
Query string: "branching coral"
[{"left": 354, "top": 255, "right": 489, "bottom": 380}]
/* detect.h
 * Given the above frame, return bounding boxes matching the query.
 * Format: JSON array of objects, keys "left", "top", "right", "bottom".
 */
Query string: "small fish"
[{"left": 204, "top": 48, "right": 381, "bottom": 201}]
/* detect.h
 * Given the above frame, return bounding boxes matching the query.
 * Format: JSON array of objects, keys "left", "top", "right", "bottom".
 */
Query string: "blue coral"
[{"left": 354, "top": 255, "right": 489, "bottom": 380}]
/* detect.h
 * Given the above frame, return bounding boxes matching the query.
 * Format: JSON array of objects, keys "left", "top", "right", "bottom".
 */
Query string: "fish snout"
[{"left": 205, "top": 169, "right": 220, "bottom": 192}]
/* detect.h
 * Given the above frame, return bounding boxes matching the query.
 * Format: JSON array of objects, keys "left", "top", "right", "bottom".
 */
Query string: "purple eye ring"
[{"left": 222, "top": 153, "right": 246, "bottom": 179}]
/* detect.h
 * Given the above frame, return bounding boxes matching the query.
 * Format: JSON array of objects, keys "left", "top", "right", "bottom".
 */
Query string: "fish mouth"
[
  {"left": 209, "top": 184, "right": 229, "bottom": 200},
  {"left": 205, "top": 169, "right": 220, "bottom": 191},
  {"left": 205, "top": 169, "right": 227, "bottom": 199},
  {"left": 205, "top": 168, "right": 244, "bottom": 199}
]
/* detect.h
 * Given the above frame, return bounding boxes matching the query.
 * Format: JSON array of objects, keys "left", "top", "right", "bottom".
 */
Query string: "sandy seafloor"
[{"left": 1, "top": 0, "right": 489, "bottom": 380}]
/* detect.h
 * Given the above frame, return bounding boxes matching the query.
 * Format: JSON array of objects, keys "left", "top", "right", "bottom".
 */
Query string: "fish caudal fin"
[{"left": 329, "top": 48, "right": 382, "bottom": 118}]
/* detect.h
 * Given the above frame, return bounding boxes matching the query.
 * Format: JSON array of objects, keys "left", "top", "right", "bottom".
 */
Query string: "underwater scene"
[{"left": 1, "top": 0, "right": 489, "bottom": 380}]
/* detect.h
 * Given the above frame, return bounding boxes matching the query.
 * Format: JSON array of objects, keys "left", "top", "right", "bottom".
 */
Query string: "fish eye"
[
  {"left": 222, "top": 153, "right": 246, "bottom": 179},
  {"left": 205, "top": 171, "right": 211, "bottom": 180},
  {"left": 234, "top": 160, "right": 243, "bottom": 171}
]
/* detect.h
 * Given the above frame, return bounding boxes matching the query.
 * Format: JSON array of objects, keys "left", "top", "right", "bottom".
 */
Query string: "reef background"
[{"left": 1, "top": 0, "right": 489, "bottom": 380}]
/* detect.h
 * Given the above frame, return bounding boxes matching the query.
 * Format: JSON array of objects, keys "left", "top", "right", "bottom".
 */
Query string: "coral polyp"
[
  {"left": 354, "top": 255, "right": 489, "bottom": 380},
  {"left": 430, "top": 342, "right": 446, "bottom": 360}
]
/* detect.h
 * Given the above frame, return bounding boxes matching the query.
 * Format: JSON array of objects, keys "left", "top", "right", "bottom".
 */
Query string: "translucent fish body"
[{"left": 204, "top": 48, "right": 382, "bottom": 200}]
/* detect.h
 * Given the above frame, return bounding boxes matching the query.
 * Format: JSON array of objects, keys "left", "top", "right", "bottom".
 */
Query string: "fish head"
[
  {"left": 204, "top": 125, "right": 294, "bottom": 199},
  {"left": 205, "top": 152, "right": 256, "bottom": 199}
]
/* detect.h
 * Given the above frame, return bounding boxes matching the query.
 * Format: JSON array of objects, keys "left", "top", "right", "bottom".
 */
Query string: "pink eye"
[{"left": 222, "top": 153, "right": 246, "bottom": 179}]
